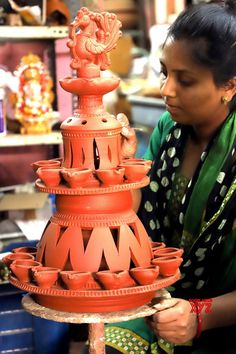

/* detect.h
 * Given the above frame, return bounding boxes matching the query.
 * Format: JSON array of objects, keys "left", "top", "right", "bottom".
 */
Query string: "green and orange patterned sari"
[{"left": 105, "top": 111, "right": 236, "bottom": 354}]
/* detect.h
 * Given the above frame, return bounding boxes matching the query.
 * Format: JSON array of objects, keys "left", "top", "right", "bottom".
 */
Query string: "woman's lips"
[{"left": 166, "top": 104, "right": 181, "bottom": 114}]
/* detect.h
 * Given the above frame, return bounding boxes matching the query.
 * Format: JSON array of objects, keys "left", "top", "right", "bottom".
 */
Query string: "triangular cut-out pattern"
[
  {"left": 37, "top": 220, "right": 152, "bottom": 272},
  {"left": 37, "top": 223, "right": 82, "bottom": 270},
  {"left": 57, "top": 226, "right": 67, "bottom": 243}
]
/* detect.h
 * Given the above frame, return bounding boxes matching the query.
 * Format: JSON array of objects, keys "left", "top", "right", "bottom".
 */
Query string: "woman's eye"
[
  {"left": 178, "top": 77, "right": 195, "bottom": 87},
  {"left": 179, "top": 80, "right": 194, "bottom": 86},
  {"left": 160, "top": 70, "right": 167, "bottom": 78}
]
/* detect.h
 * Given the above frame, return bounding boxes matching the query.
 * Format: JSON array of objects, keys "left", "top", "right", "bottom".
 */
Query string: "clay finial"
[{"left": 67, "top": 7, "right": 122, "bottom": 77}]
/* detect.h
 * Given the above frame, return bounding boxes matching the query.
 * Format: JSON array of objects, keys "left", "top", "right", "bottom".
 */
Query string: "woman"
[{"left": 104, "top": 1, "right": 236, "bottom": 353}]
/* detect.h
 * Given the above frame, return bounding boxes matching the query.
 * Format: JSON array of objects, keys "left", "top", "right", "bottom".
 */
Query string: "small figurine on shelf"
[
  {"left": 0, "top": 260, "right": 10, "bottom": 283},
  {"left": 0, "top": 6, "right": 7, "bottom": 25},
  {"left": 14, "top": 53, "right": 54, "bottom": 134},
  {"left": 7, "top": 0, "right": 43, "bottom": 25},
  {"left": 46, "top": 0, "right": 70, "bottom": 26},
  {"left": 0, "top": 65, "right": 18, "bottom": 135}
]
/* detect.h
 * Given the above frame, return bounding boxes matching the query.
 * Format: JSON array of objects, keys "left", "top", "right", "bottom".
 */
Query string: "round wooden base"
[{"left": 22, "top": 292, "right": 170, "bottom": 354}]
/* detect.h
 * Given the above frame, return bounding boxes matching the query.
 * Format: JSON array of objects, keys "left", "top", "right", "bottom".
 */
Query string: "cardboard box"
[{"left": 0, "top": 192, "right": 48, "bottom": 212}]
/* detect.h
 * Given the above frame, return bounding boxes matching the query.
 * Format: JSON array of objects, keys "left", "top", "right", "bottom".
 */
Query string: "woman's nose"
[{"left": 160, "top": 76, "right": 176, "bottom": 98}]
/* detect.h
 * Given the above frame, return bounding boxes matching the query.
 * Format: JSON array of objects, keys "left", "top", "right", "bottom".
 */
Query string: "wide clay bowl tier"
[
  {"left": 10, "top": 269, "right": 180, "bottom": 313},
  {"left": 60, "top": 77, "right": 120, "bottom": 95},
  {"left": 35, "top": 175, "right": 150, "bottom": 195}
]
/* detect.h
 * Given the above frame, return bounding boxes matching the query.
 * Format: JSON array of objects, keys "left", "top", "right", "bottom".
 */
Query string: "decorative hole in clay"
[
  {"left": 82, "top": 148, "right": 85, "bottom": 164},
  {"left": 108, "top": 145, "right": 112, "bottom": 162},
  {"left": 93, "top": 139, "right": 100, "bottom": 169}
]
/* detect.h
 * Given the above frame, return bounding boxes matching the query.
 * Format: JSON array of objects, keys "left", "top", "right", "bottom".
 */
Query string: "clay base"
[
  {"left": 10, "top": 271, "right": 179, "bottom": 313},
  {"left": 22, "top": 293, "right": 168, "bottom": 323},
  {"left": 33, "top": 291, "right": 156, "bottom": 313}
]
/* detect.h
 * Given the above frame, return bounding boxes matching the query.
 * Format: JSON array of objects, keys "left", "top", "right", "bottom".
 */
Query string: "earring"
[{"left": 221, "top": 96, "right": 229, "bottom": 105}]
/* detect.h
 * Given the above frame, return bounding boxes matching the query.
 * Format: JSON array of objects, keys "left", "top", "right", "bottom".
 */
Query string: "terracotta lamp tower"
[{"left": 7, "top": 7, "right": 181, "bottom": 313}]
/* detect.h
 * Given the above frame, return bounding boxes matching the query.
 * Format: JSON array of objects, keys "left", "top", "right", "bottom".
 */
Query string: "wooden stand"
[{"left": 22, "top": 291, "right": 170, "bottom": 354}]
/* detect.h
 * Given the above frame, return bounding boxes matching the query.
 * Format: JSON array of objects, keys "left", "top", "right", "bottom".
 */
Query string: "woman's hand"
[
  {"left": 146, "top": 297, "right": 198, "bottom": 344},
  {"left": 117, "top": 113, "right": 137, "bottom": 159}
]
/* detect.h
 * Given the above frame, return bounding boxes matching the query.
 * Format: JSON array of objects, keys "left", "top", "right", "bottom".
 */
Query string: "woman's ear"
[{"left": 223, "top": 77, "right": 236, "bottom": 101}]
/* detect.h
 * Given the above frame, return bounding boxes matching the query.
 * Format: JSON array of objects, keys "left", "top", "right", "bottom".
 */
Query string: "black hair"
[{"left": 167, "top": 0, "right": 236, "bottom": 110}]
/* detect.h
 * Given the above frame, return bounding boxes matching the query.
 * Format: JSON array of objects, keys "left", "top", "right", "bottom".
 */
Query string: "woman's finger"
[
  {"left": 147, "top": 318, "right": 177, "bottom": 332},
  {"left": 116, "top": 113, "right": 135, "bottom": 138},
  {"left": 116, "top": 113, "right": 137, "bottom": 158},
  {"left": 116, "top": 112, "right": 129, "bottom": 127},
  {"left": 152, "top": 298, "right": 179, "bottom": 312}
]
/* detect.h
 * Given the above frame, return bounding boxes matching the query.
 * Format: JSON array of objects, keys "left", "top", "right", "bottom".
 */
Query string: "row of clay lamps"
[
  {"left": 3, "top": 245, "right": 183, "bottom": 290},
  {"left": 31, "top": 158, "right": 152, "bottom": 188}
]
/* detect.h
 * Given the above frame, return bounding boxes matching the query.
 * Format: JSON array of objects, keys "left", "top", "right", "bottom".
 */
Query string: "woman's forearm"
[{"left": 202, "top": 290, "right": 236, "bottom": 331}]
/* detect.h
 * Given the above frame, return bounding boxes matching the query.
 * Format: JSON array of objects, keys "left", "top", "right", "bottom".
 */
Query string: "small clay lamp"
[
  {"left": 96, "top": 167, "right": 125, "bottom": 186},
  {"left": 121, "top": 158, "right": 152, "bottom": 167},
  {"left": 95, "top": 270, "right": 136, "bottom": 290},
  {"left": 31, "top": 159, "right": 61, "bottom": 172},
  {"left": 119, "top": 162, "right": 151, "bottom": 182},
  {"left": 10, "top": 259, "right": 41, "bottom": 282},
  {"left": 151, "top": 242, "right": 166, "bottom": 253},
  {"left": 152, "top": 256, "right": 183, "bottom": 277},
  {"left": 12, "top": 246, "right": 37, "bottom": 258},
  {"left": 36, "top": 167, "right": 62, "bottom": 187},
  {"left": 32, "top": 266, "right": 60, "bottom": 288},
  {"left": 61, "top": 168, "right": 92, "bottom": 188},
  {"left": 130, "top": 266, "right": 159, "bottom": 285},
  {"left": 153, "top": 247, "right": 183, "bottom": 258},
  {"left": 2, "top": 252, "right": 34, "bottom": 268},
  {"left": 60, "top": 270, "right": 91, "bottom": 290}
]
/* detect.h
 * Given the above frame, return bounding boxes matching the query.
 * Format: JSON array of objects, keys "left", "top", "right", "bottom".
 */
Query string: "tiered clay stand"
[{"left": 8, "top": 7, "right": 182, "bottom": 353}]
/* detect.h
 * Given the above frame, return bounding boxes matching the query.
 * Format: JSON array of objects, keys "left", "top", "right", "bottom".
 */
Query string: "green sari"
[{"left": 105, "top": 111, "right": 236, "bottom": 353}]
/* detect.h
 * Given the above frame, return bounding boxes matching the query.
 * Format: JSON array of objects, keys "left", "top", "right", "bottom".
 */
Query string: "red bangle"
[{"left": 196, "top": 306, "right": 203, "bottom": 338}]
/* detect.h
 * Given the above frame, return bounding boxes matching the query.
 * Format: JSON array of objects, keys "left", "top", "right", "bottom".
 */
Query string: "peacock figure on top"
[{"left": 67, "top": 7, "right": 122, "bottom": 77}]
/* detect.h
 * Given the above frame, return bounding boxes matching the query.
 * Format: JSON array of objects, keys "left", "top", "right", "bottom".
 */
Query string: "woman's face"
[{"left": 159, "top": 38, "right": 229, "bottom": 128}]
